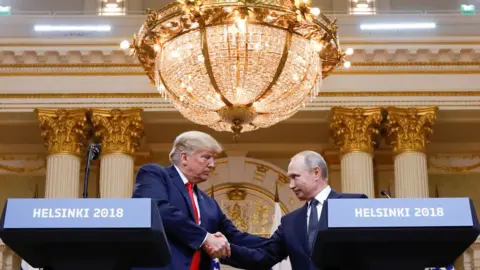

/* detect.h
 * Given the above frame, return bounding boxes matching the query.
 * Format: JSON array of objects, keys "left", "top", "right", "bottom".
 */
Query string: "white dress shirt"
[
  {"left": 174, "top": 165, "right": 201, "bottom": 221},
  {"left": 174, "top": 165, "right": 208, "bottom": 247},
  {"left": 306, "top": 185, "right": 331, "bottom": 228}
]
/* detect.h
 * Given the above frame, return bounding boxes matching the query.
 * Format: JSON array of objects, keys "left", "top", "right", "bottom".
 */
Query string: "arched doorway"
[{"left": 198, "top": 156, "right": 300, "bottom": 269}]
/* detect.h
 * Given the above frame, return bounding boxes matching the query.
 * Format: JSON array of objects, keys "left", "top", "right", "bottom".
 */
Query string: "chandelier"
[{"left": 125, "top": 0, "right": 351, "bottom": 139}]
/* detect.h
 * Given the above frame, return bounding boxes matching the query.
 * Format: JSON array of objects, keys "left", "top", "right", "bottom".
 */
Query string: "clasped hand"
[{"left": 202, "top": 232, "right": 231, "bottom": 259}]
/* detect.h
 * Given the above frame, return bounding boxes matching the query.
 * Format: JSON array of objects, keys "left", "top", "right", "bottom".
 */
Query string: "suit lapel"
[
  {"left": 167, "top": 165, "right": 195, "bottom": 221},
  {"left": 195, "top": 188, "right": 209, "bottom": 229},
  {"left": 295, "top": 203, "right": 310, "bottom": 255}
]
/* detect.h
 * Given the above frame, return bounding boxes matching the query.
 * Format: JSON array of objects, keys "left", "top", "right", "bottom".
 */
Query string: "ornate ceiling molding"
[
  {"left": 0, "top": 92, "right": 479, "bottom": 112},
  {"left": 1, "top": 49, "right": 480, "bottom": 75}
]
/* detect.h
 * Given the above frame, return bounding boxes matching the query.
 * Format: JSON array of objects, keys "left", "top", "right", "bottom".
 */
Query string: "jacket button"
[{"left": 185, "top": 262, "right": 190, "bottom": 266}]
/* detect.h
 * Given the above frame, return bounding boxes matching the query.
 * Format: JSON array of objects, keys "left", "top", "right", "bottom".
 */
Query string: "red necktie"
[{"left": 186, "top": 182, "right": 201, "bottom": 270}]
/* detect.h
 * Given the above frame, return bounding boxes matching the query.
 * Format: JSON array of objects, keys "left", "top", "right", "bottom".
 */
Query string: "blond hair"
[{"left": 169, "top": 131, "right": 223, "bottom": 164}]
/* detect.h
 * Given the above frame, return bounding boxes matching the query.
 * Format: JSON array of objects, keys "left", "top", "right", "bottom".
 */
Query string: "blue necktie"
[{"left": 308, "top": 199, "right": 319, "bottom": 251}]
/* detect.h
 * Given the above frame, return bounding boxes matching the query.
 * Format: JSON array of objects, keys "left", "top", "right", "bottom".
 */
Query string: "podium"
[
  {"left": 0, "top": 198, "right": 171, "bottom": 270},
  {"left": 312, "top": 198, "right": 480, "bottom": 270}
]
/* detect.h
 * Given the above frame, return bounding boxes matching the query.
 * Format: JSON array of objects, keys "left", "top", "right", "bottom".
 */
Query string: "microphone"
[
  {"left": 380, "top": 190, "right": 392, "bottom": 199},
  {"left": 83, "top": 143, "right": 101, "bottom": 199}
]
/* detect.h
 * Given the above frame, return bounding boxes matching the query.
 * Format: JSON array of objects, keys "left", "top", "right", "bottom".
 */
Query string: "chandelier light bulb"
[
  {"left": 310, "top": 7, "right": 320, "bottom": 16},
  {"left": 345, "top": 48, "right": 354, "bottom": 55},
  {"left": 235, "top": 17, "right": 247, "bottom": 34},
  {"left": 343, "top": 61, "right": 351, "bottom": 68},
  {"left": 119, "top": 40, "right": 130, "bottom": 49}
]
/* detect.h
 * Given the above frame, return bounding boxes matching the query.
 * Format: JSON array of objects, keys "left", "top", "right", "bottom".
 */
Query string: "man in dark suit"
[
  {"left": 225, "top": 150, "right": 368, "bottom": 270},
  {"left": 132, "top": 131, "right": 267, "bottom": 270}
]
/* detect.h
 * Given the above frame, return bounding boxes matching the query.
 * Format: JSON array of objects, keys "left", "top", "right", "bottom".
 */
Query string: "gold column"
[
  {"left": 331, "top": 107, "right": 382, "bottom": 198},
  {"left": 37, "top": 109, "right": 89, "bottom": 198},
  {"left": 385, "top": 107, "right": 438, "bottom": 198},
  {"left": 91, "top": 108, "right": 144, "bottom": 198}
]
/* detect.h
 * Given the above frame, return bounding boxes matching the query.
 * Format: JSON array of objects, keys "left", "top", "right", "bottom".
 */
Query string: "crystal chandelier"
[{"left": 126, "top": 0, "right": 351, "bottom": 139}]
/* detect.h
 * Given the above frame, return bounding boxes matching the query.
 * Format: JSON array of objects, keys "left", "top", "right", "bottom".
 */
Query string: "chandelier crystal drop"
[{"left": 130, "top": 0, "right": 349, "bottom": 139}]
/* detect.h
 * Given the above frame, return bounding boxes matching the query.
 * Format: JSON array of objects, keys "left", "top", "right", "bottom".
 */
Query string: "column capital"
[
  {"left": 36, "top": 109, "right": 89, "bottom": 156},
  {"left": 385, "top": 106, "right": 438, "bottom": 154},
  {"left": 90, "top": 108, "right": 145, "bottom": 155},
  {"left": 330, "top": 107, "right": 383, "bottom": 154}
]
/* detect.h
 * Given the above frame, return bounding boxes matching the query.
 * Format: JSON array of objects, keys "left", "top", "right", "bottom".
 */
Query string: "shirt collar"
[
  {"left": 310, "top": 185, "right": 331, "bottom": 206},
  {"left": 174, "top": 165, "right": 189, "bottom": 185}
]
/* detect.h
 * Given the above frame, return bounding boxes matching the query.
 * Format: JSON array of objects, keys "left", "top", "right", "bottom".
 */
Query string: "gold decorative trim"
[
  {"left": 205, "top": 182, "right": 289, "bottom": 214},
  {"left": 349, "top": 61, "right": 480, "bottom": 67},
  {"left": 0, "top": 43, "right": 120, "bottom": 47},
  {"left": 0, "top": 163, "right": 45, "bottom": 173},
  {"left": 2, "top": 40, "right": 480, "bottom": 47},
  {"left": 1, "top": 91, "right": 480, "bottom": 99},
  {"left": 245, "top": 160, "right": 289, "bottom": 184},
  {"left": 0, "top": 64, "right": 139, "bottom": 68},
  {"left": 334, "top": 70, "right": 480, "bottom": 75}
]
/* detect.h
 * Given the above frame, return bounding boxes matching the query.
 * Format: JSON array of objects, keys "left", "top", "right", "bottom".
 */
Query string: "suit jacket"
[
  {"left": 131, "top": 163, "right": 267, "bottom": 270},
  {"left": 226, "top": 189, "right": 368, "bottom": 270}
]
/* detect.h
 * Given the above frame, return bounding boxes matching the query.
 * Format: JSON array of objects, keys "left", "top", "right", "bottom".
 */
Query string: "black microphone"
[
  {"left": 380, "top": 190, "right": 392, "bottom": 199},
  {"left": 83, "top": 143, "right": 101, "bottom": 199}
]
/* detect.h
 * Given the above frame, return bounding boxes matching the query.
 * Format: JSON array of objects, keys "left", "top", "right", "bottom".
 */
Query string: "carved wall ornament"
[
  {"left": 227, "top": 186, "right": 247, "bottom": 201},
  {"left": 225, "top": 201, "right": 250, "bottom": 232},
  {"left": 36, "top": 108, "right": 89, "bottom": 156},
  {"left": 385, "top": 107, "right": 438, "bottom": 154},
  {"left": 90, "top": 108, "right": 145, "bottom": 155},
  {"left": 330, "top": 107, "right": 383, "bottom": 154},
  {"left": 253, "top": 164, "right": 268, "bottom": 182},
  {"left": 428, "top": 155, "right": 480, "bottom": 173}
]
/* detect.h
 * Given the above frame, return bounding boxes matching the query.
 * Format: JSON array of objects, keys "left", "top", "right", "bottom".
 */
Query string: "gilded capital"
[
  {"left": 330, "top": 107, "right": 383, "bottom": 154},
  {"left": 36, "top": 109, "right": 89, "bottom": 156},
  {"left": 385, "top": 107, "right": 438, "bottom": 154},
  {"left": 90, "top": 108, "right": 145, "bottom": 155}
]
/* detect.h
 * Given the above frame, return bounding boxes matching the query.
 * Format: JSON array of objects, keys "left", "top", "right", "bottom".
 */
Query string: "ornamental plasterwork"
[
  {"left": 199, "top": 157, "right": 302, "bottom": 213},
  {"left": 1, "top": 49, "right": 480, "bottom": 73}
]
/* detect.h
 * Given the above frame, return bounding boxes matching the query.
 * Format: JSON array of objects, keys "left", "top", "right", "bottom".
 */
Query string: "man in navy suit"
[
  {"left": 225, "top": 150, "right": 368, "bottom": 270},
  {"left": 132, "top": 131, "right": 267, "bottom": 270}
]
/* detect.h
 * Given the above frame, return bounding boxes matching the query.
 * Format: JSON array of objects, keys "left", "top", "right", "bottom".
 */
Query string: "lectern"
[
  {"left": 0, "top": 198, "right": 171, "bottom": 270},
  {"left": 312, "top": 198, "right": 480, "bottom": 270}
]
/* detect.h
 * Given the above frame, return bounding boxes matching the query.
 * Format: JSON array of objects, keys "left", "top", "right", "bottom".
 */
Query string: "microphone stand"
[
  {"left": 83, "top": 144, "right": 101, "bottom": 199},
  {"left": 380, "top": 190, "right": 392, "bottom": 199}
]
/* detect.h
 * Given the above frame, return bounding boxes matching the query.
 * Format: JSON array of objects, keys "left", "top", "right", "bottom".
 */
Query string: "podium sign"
[
  {"left": 3, "top": 198, "right": 151, "bottom": 229},
  {"left": 313, "top": 198, "right": 480, "bottom": 270},
  {"left": 328, "top": 198, "right": 473, "bottom": 228},
  {"left": 0, "top": 198, "right": 171, "bottom": 270}
]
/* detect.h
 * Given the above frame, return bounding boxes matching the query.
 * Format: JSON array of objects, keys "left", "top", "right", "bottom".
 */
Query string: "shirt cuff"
[{"left": 199, "top": 232, "right": 209, "bottom": 249}]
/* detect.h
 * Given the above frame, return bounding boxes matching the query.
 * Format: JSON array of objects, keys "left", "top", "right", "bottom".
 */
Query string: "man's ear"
[
  {"left": 313, "top": 166, "right": 321, "bottom": 179},
  {"left": 180, "top": 152, "right": 188, "bottom": 165}
]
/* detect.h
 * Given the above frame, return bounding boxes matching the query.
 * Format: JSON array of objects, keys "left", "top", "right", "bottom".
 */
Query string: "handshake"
[{"left": 202, "top": 232, "right": 231, "bottom": 258}]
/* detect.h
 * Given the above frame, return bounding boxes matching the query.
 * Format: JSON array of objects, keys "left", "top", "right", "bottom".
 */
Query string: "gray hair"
[
  {"left": 293, "top": 150, "right": 328, "bottom": 181},
  {"left": 169, "top": 131, "right": 223, "bottom": 164}
]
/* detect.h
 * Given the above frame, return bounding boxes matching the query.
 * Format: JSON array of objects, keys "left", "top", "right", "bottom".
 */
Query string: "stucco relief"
[{"left": 198, "top": 156, "right": 302, "bottom": 237}]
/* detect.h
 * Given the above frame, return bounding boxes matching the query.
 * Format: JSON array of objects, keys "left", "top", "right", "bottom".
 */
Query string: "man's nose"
[
  {"left": 289, "top": 180, "right": 295, "bottom": 189},
  {"left": 207, "top": 160, "right": 215, "bottom": 168}
]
